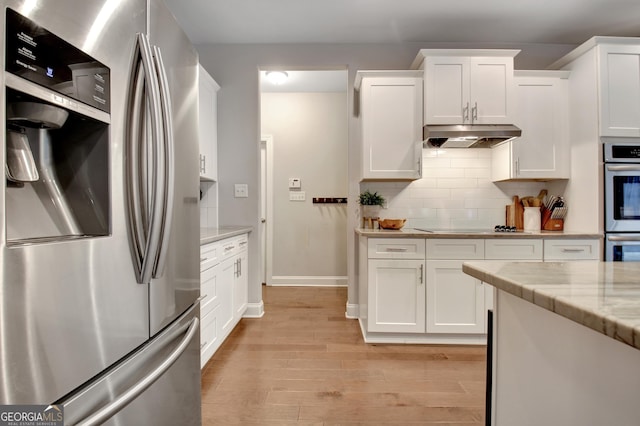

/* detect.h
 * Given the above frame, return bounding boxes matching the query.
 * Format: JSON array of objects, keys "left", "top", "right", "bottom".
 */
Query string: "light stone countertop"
[
  {"left": 462, "top": 260, "right": 640, "bottom": 351},
  {"left": 200, "top": 226, "right": 253, "bottom": 245},
  {"left": 356, "top": 228, "right": 602, "bottom": 239}
]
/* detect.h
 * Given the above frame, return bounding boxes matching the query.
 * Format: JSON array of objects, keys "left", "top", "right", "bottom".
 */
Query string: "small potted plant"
[{"left": 358, "top": 190, "right": 385, "bottom": 228}]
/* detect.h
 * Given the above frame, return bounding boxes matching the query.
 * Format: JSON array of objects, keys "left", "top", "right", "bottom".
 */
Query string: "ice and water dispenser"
[{"left": 4, "top": 8, "right": 110, "bottom": 243}]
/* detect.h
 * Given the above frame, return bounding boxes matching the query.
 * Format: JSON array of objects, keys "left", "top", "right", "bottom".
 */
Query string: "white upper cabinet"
[
  {"left": 598, "top": 44, "right": 640, "bottom": 137},
  {"left": 198, "top": 64, "right": 220, "bottom": 181},
  {"left": 492, "top": 71, "right": 571, "bottom": 181},
  {"left": 356, "top": 71, "right": 423, "bottom": 181},
  {"left": 413, "top": 50, "right": 518, "bottom": 125}
]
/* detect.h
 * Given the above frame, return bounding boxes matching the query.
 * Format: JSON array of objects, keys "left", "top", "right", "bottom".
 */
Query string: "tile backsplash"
[
  {"left": 200, "top": 181, "right": 218, "bottom": 228},
  {"left": 360, "top": 148, "right": 548, "bottom": 229}
]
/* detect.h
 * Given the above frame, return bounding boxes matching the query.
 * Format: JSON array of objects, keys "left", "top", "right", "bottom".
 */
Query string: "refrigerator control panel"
[{"left": 5, "top": 8, "right": 111, "bottom": 113}]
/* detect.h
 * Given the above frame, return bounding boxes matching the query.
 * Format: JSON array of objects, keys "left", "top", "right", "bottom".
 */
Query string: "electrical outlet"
[
  {"left": 234, "top": 184, "right": 248, "bottom": 198},
  {"left": 289, "top": 191, "right": 306, "bottom": 201}
]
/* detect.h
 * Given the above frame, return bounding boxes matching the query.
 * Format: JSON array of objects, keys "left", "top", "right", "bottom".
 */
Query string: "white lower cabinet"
[
  {"left": 200, "top": 244, "right": 221, "bottom": 369},
  {"left": 233, "top": 242, "right": 249, "bottom": 320},
  {"left": 218, "top": 256, "right": 236, "bottom": 337},
  {"left": 200, "top": 232, "right": 249, "bottom": 368},
  {"left": 426, "top": 239, "right": 486, "bottom": 334},
  {"left": 367, "top": 259, "right": 426, "bottom": 333},
  {"left": 426, "top": 260, "right": 485, "bottom": 334},
  {"left": 200, "top": 305, "right": 220, "bottom": 369},
  {"left": 361, "top": 236, "right": 599, "bottom": 343}
]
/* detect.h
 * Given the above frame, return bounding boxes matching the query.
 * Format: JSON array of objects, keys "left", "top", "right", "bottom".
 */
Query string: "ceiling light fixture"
[{"left": 265, "top": 71, "right": 289, "bottom": 85}]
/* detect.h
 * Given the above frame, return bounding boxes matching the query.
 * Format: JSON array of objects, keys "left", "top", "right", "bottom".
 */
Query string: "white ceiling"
[{"left": 165, "top": 0, "right": 640, "bottom": 46}]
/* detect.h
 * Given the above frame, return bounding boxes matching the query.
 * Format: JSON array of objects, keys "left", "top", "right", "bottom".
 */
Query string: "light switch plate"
[
  {"left": 288, "top": 178, "right": 301, "bottom": 189},
  {"left": 289, "top": 191, "right": 305, "bottom": 201},
  {"left": 234, "top": 183, "right": 248, "bottom": 198}
]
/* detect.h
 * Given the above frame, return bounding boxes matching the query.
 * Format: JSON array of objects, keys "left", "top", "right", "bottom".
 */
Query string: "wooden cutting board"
[
  {"left": 514, "top": 195, "right": 524, "bottom": 230},
  {"left": 506, "top": 205, "right": 514, "bottom": 227}
]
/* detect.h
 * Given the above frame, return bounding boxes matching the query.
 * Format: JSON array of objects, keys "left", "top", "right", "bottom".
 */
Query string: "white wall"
[
  {"left": 196, "top": 41, "right": 578, "bottom": 313},
  {"left": 261, "top": 92, "right": 348, "bottom": 285}
]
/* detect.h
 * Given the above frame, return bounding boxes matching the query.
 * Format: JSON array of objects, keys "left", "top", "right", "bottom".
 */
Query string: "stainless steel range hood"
[{"left": 423, "top": 124, "right": 521, "bottom": 148}]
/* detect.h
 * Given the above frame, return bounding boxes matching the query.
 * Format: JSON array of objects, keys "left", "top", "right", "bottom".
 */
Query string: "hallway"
[{"left": 201, "top": 286, "right": 486, "bottom": 425}]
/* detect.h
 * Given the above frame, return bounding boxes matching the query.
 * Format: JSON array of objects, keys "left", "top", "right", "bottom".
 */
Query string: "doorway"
[
  {"left": 260, "top": 134, "right": 273, "bottom": 285},
  {"left": 259, "top": 69, "right": 349, "bottom": 287}
]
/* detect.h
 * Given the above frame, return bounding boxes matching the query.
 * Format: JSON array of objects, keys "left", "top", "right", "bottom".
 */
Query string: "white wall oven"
[{"left": 604, "top": 142, "right": 640, "bottom": 261}]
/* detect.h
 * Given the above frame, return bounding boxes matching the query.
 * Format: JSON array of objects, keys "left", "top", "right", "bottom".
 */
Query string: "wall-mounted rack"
[{"left": 312, "top": 197, "right": 347, "bottom": 204}]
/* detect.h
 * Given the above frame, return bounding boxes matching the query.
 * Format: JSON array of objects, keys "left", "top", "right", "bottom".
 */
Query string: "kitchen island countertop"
[
  {"left": 200, "top": 226, "right": 253, "bottom": 245},
  {"left": 356, "top": 227, "right": 602, "bottom": 239},
  {"left": 463, "top": 260, "right": 640, "bottom": 351},
  {"left": 466, "top": 260, "right": 640, "bottom": 425}
]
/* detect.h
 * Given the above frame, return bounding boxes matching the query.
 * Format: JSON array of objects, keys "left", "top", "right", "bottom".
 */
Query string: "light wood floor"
[{"left": 201, "top": 286, "right": 487, "bottom": 425}]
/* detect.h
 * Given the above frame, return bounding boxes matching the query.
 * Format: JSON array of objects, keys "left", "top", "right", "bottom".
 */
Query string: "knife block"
[{"left": 541, "top": 207, "right": 564, "bottom": 231}]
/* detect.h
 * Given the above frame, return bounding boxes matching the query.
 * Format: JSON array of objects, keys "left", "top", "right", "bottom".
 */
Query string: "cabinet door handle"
[
  {"left": 561, "top": 248, "right": 586, "bottom": 253},
  {"left": 472, "top": 102, "right": 478, "bottom": 122},
  {"left": 463, "top": 102, "right": 470, "bottom": 123},
  {"left": 419, "top": 264, "right": 424, "bottom": 285},
  {"left": 200, "top": 154, "right": 206, "bottom": 174},
  {"left": 385, "top": 248, "right": 408, "bottom": 252},
  {"left": 515, "top": 158, "right": 520, "bottom": 176}
]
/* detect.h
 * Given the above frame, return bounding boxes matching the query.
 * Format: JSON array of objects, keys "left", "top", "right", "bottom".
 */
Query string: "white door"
[
  {"left": 599, "top": 45, "right": 640, "bottom": 137},
  {"left": 469, "top": 56, "right": 514, "bottom": 124},
  {"left": 233, "top": 250, "right": 249, "bottom": 319},
  {"left": 361, "top": 76, "right": 423, "bottom": 180},
  {"left": 219, "top": 256, "right": 236, "bottom": 336},
  {"left": 260, "top": 135, "right": 273, "bottom": 285},
  {"left": 511, "top": 75, "right": 569, "bottom": 179},
  {"left": 426, "top": 260, "right": 485, "bottom": 334},
  {"left": 424, "top": 56, "right": 469, "bottom": 124},
  {"left": 367, "top": 259, "right": 426, "bottom": 333}
]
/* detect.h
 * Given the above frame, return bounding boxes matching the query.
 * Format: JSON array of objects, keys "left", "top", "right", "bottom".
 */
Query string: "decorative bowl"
[{"left": 378, "top": 219, "right": 406, "bottom": 230}]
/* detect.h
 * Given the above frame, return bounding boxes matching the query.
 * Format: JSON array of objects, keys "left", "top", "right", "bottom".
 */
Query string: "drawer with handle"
[
  {"left": 543, "top": 239, "right": 600, "bottom": 260},
  {"left": 220, "top": 234, "right": 249, "bottom": 261},
  {"left": 485, "top": 239, "right": 543, "bottom": 260},
  {"left": 427, "top": 239, "right": 484, "bottom": 260},
  {"left": 367, "top": 238, "right": 425, "bottom": 259},
  {"left": 200, "top": 242, "right": 220, "bottom": 272}
]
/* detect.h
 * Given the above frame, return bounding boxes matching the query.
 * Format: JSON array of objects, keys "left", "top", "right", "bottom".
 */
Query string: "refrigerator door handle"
[
  {"left": 126, "top": 63, "right": 147, "bottom": 275},
  {"left": 150, "top": 45, "right": 175, "bottom": 279},
  {"left": 74, "top": 317, "right": 199, "bottom": 426},
  {"left": 127, "top": 33, "right": 166, "bottom": 284}
]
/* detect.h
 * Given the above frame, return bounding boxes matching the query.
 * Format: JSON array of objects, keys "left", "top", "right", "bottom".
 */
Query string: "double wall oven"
[{"left": 604, "top": 142, "right": 640, "bottom": 261}]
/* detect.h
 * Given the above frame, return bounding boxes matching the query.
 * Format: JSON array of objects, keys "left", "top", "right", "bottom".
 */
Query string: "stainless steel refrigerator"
[{"left": 0, "top": 1, "right": 201, "bottom": 424}]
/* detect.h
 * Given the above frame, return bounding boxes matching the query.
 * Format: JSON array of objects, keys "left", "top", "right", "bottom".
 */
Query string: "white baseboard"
[
  {"left": 269, "top": 276, "right": 347, "bottom": 287},
  {"left": 243, "top": 301, "right": 264, "bottom": 318},
  {"left": 357, "top": 318, "right": 487, "bottom": 345},
  {"left": 345, "top": 303, "right": 359, "bottom": 319}
]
